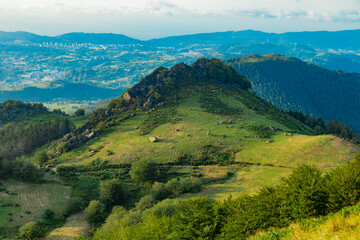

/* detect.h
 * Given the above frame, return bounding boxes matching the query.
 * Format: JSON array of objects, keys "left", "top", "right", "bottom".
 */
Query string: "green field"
[{"left": 0, "top": 179, "right": 71, "bottom": 230}]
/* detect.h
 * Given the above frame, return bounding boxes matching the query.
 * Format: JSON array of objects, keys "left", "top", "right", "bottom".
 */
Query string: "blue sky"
[{"left": 1, "top": 0, "right": 360, "bottom": 39}]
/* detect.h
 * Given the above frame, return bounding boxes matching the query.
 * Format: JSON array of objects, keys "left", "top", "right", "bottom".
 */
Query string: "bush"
[
  {"left": 100, "top": 179, "right": 127, "bottom": 209},
  {"left": 74, "top": 109, "right": 85, "bottom": 117},
  {"left": 42, "top": 209, "right": 55, "bottom": 220},
  {"left": 34, "top": 151, "right": 48, "bottom": 168},
  {"left": 85, "top": 200, "right": 106, "bottom": 226},
  {"left": 325, "top": 155, "right": 360, "bottom": 211},
  {"left": 129, "top": 160, "right": 158, "bottom": 184},
  {"left": 151, "top": 182, "right": 173, "bottom": 201},
  {"left": 18, "top": 221, "right": 41, "bottom": 239}
]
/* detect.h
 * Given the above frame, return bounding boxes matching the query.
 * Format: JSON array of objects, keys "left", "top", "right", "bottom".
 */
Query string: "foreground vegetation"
[{"left": 86, "top": 155, "right": 360, "bottom": 240}]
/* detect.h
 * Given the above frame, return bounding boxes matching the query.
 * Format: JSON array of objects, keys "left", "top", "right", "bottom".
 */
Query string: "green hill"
[
  {"left": 3, "top": 58, "right": 360, "bottom": 239},
  {"left": 225, "top": 54, "right": 360, "bottom": 133}
]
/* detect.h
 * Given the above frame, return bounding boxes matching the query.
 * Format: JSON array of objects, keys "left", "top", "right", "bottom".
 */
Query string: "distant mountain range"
[
  {"left": 1, "top": 29, "right": 360, "bottom": 49},
  {"left": 0, "top": 31, "right": 141, "bottom": 45}
]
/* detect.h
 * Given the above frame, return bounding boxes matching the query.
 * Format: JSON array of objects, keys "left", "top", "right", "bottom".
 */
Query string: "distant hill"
[
  {"left": 57, "top": 32, "right": 142, "bottom": 45},
  {"left": 0, "top": 31, "right": 141, "bottom": 45},
  {"left": 0, "top": 83, "right": 124, "bottom": 103},
  {"left": 2, "top": 29, "right": 360, "bottom": 49},
  {"left": 225, "top": 54, "right": 360, "bottom": 132},
  {"left": 149, "top": 29, "right": 360, "bottom": 49},
  {"left": 0, "top": 31, "right": 53, "bottom": 43}
]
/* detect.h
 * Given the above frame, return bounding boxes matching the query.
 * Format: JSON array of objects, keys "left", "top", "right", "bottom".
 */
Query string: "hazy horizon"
[{"left": 1, "top": 0, "right": 360, "bottom": 40}]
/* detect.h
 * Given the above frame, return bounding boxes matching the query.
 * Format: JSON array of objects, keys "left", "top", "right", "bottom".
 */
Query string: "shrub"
[
  {"left": 42, "top": 209, "right": 55, "bottom": 220},
  {"left": 129, "top": 160, "right": 158, "bottom": 184},
  {"left": 18, "top": 221, "right": 41, "bottom": 239},
  {"left": 325, "top": 155, "right": 360, "bottom": 211},
  {"left": 100, "top": 179, "right": 127, "bottom": 209},
  {"left": 85, "top": 200, "right": 106, "bottom": 226},
  {"left": 34, "top": 151, "right": 48, "bottom": 168},
  {"left": 74, "top": 109, "right": 85, "bottom": 117}
]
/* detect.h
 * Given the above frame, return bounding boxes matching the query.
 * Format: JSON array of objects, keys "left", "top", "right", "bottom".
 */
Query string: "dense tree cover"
[
  {"left": 88, "top": 154, "right": 360, "bottom": 240},
  {"left": 0, "top": 158, "right": 44, "bottom": 182},
  {"left": 225, "top": 54, "right": 360, "bottom": 133},
  {"left": 0, "top": 100, "right": 48, "bottom": 125},
  {"left": 0, "top": 118, "right": 75, "bottom": 160},
  {"left": 287, "top": 110, "right": 360, "bottom": 142}
]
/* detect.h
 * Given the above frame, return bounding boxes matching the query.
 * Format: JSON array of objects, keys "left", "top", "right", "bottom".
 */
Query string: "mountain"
[
  {"left": 0, "top": 31, "right": 53, "bottom": 43},
  {"left": 57, "top": 32, "right": 142, "bottom": 45},
  {"left": 0, "top": 31, "right": 141, "bottom": 45},
  {"left": 0, "top": 83, "right": 125, "bottom": 103},
  {"left": 149, "top": 29, "right": 360, "bottom": 49},
  {"left": 2, "top": 29, "right": 360, "bottom": 49},
  {"left": 225, "top": 54, "right": 360, "bottom": 132}
]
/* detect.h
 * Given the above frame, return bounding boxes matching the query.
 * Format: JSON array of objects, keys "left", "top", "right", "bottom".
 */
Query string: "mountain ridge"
[{"left": 1, "top": 29, "right": 360, "bottom": 49}]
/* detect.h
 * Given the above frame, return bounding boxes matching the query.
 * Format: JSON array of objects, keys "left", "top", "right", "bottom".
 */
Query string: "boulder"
[
  {"left": 123, "top": 92, "right": 131, "bottom": 102},
  {"left": 149, "top": 137, "right": 158, "bottom": 142},
  {"left": 87, "top": 132, "right": 95, "bottom": 139}
]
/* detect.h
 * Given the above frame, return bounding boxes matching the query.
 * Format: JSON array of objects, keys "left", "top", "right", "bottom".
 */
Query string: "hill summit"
[{"left": 111, "top": 58, "right": 251, "bottom": 110}]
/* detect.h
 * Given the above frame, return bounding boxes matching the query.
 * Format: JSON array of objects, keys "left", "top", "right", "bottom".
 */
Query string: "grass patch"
[{"left": 0, "top": 179, "right": 71, "bottom": 229}]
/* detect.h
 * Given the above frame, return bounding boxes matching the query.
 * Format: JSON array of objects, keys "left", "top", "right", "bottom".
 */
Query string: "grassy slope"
[
  {"left": 250, "top": 202, "right": 360, "bottom": 240},
  {"left": 46, "top": 212, "right": 91, "bottom": 240},
  {"left": 52, "top": 86, "right": 359, "bottom": 199},
  {"left": 0, "top": 178, "right": 71, "bottom": 228}
]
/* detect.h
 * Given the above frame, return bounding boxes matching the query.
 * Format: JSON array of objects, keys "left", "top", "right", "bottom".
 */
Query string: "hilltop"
[{"left": 225, "top": 54, "right": 360, "bottom": 133}]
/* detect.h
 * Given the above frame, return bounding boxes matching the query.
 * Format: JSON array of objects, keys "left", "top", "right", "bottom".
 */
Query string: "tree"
[
  {"left": 85, "top": 200, "right": 106, "bottom": 226},
  {"left": 34, "top": 151, "right": 48, "bottom": 168},
  {"left": 74, "top": 109, "right": 85, "bottom": 117},
  {"left": 18, "top": 221, "right": 41, "bottom": 239},
  {"left": 100, "top": 179, "right": 127, "bottom": 209},
  {"left": 43, "top": 208, "right": 55, "bottom": 220},
  {"left": 129, "top": 160, "right": 158, "bottom": 184}
]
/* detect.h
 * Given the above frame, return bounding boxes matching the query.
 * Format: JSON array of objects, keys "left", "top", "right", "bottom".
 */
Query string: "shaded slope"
[{"left": 225, "top": 54, "right": 360, "bottom": 132}]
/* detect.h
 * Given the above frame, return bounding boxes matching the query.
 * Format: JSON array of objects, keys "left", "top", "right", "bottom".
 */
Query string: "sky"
[{"left": 0, "top": 0, "right": 360, "bottom": 39}]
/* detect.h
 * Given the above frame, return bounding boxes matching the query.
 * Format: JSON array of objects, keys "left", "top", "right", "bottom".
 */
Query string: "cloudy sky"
[{"left": 0, "top": 0, "right": 359, "bottom": 39}]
